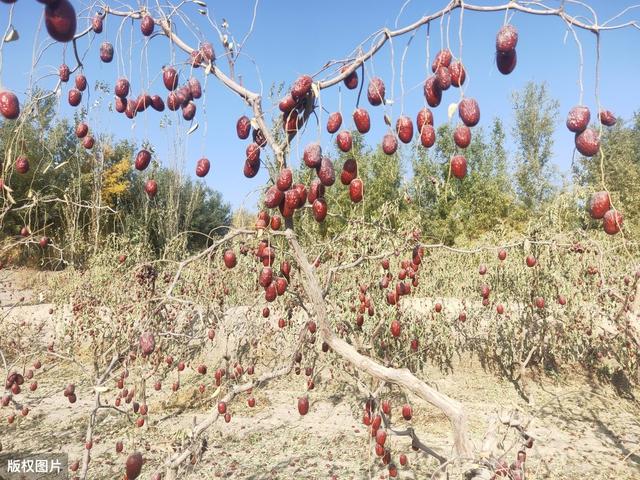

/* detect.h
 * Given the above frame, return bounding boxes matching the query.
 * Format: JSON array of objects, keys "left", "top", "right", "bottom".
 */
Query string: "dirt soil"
[{"left": 1, "top": 269, "right": 639, "bottom": 480}]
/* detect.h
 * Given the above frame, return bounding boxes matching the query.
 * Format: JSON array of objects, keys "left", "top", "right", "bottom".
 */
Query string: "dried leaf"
[
  {"left": 4, "top": 26, "right": 19, "bottom": 43},
  {"left": 448, "top": 102, "right": 458, "bottom": 121},
  {"left": 187, "top": 122, "right": 199, "bottom": 135},
  {"left": 383, "top": 114, "right": 392, "bottom": 127},
  {"left": 311, "top": 83, "right": 320, "bottom": 98}
]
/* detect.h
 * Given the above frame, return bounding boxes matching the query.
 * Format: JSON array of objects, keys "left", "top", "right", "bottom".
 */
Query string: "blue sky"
[{"left": 2, "top": 1, "right": 639, "bottom": 210}]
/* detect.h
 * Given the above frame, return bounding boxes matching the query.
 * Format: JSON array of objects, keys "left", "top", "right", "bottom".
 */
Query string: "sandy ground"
[{"left": 1, "top": 269, "right": 639, "bottom": 480}]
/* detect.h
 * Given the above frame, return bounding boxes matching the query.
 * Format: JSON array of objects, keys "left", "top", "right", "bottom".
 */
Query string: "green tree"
[
  {"left": 409, "top": 118, "right": 520, "bottom": 244},
  {"left": 511, "top": 81, "right": 559, "bottom": 210}
]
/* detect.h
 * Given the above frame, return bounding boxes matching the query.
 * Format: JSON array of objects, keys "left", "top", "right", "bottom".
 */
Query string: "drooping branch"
[
  {"left": 318, "top": 0, "right": 639, "bottom": 89},
  {"left": 285, "top": 229, "right": 474, "bottom": 457}
]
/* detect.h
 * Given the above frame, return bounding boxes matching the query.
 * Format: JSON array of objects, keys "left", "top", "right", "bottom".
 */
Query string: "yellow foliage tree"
[{"left": 102, "top": 157, "right": 131, "bottom": 207}]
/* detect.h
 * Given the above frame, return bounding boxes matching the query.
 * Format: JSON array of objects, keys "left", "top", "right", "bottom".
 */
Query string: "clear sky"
[{"left": 1, "top": 1, "right": 639, "bottom": 210}]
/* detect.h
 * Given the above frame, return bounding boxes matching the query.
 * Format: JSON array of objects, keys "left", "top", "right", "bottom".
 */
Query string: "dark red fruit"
[
  {"left": 496, "top": 24, "right": 518, "bottom": 53},
  {"left": 182, "top": 102, "right": 196, "bottom": 121},
  {"left": 458, "top": 98, "right": 480, "bottom": 127},
  {"left": 223, "top": 250, "right": 237, "bottom": 268},
  {"left": 566, "top": 106, "right": 590, "bottom": 133},
  {"left": 243, "top": 160, "right": 260, "bottom": 178},
  {"left": 435, "top": 66, "right": 451, "bottom": 90},
  {"left": 115, "top": 78, "right": 130, "bottom": 98},
  {"left": 317, "top": 157, "right": 336, "bottom": 186},
  {"left": 342, "top": 66, "right": 358, "bottom": 89},
  {"left": 449, "top": 60, "right": 466, "bottom": 87},
  {"left": 420, "top": 125, "right": 436, "bottom": 148},
  {"left": 298, "top": 396, "right": 309, "bottom": 415},
  {"left": 308, "top": 179, "right": 325, "bottom": 204},
  {"left": 396, "top": 116, "right": 413, "bottom": 144},
  {"left": 83, "top": 135, "right": 95, "bottom": 149},
  {"left": 349, "top": 178, "right": 364, "bottom": 203},
  {"left": 599, "top": 110, "right": 616, "bottom": 127},
  {"left": 382, "top": 133, "right": 398, "bottom": 155},
  {"left": 575, "top": 128, "right": 600, "bottom": 156},
  {"left": 59, "top": 64, "right": 70, "bottom": 82},
  {"left": 293, "top": 183, "right": 307, "bottom": 208},
  {"left": 45, "top": 0, "right": 77, "bottom": 42},
  {"left": 125, "top": 452, "right": 143, "bottom": 480},
  {"left": 150, "top": 95, "right": 164, "bottom": 112},
  {"left": 75, "top": 74, "right": 87, "bottom": 91},
  {"left": 416, "top": 108, "right": 433, "bottom": 132},
  {"left": 68, "top": 89, "right": 82, "bottom": 107},
  {"left": 144, "top": 179, "right": 158, "bottom": 198},
  {"left": 312, "top": 198, "right": 328, "bottom": 222},
  {"left": 423, "top": 76, "right": 442, "bottom": 108},
  {"left": 135, "top": 150, "right": 151, "bottom": 171},
  {"left": 496, "top": 50, "right": 517, "bottom": 75},
  {"left": 115, "top": 96, "right": 126, "bottom": 113},
  {"left": 140, "top": 15, "right": 154, "bottom": 36},
  {"left": 100, "top": 42, "right": 114, "bottom": 62},
  {"left": 163, "top": 67, "right": 179, "bottom": 91},
  {"left": 588, "top": 191, "right": 611, "bottom": 219},
  {"left": 246, "top": 142, "right": 261, "bottom": 167},
  {"left": 340, "top": 159, "right": 358, "bottom": 185},
  {"left": 336, "top": 131, "right": 352, "bottom": 152},
  {"left": 367, "top": 77, "right": 385, "bottom": 106},
  {"left": 353, "top": 108, "right": 370, "bottom": 134},
  {"left": 450, "top": 155, "right": 467, "bottom": 179},
  {"left": 284, "top": 110, "right": 300, "bottom": 134},
  {"left": 0, "top": 90, "right": 20, "bottom": 119},
  {"left": 199, "top": 42, "right": 215, "bottom": 63},
  {"left": 188, "top": 77, "right": 202, "bottom": 99},
  {"left": 453, "top": 124, "right": 471, "bottom": 148},
  {"left": 291, "top": 75, "right": 312, "bottom": 100},
  {"left": 526, "top": 255, "right": 536, "bottom": 267},
  {"left": 277, "top": 168, "right": 293, "bottom": 191},
  {"left": 432, "top": 49, "right": 452, "bottom": 72},
  {"left": 189, "top": 50, "right": 204, "bottom": 68},
  {"left": 264, "top": 186, "right": 283, "bottom": 209},
  {"left": 603, "top": 209, "right": 623, "bottom": 235},
  {"left": 15, "top": 155, "right": 30, "bottom": 174},
  {"left": 75, "top": 122, "right": 89, "bottom": 138},
  {"left": 139, "top": 332, "right": 155, "bottom": 355},
  {"left": 327, "top": 112, "right": 342, "bottom": 134},
  {"left": 196, "top": 158, "right": 210, "bottom": 177},
  {"left": 303, "top": 143, "right": 322, "bottom": 168},
  {"left": 402, "top": 404, "right": 412, "bottom": 420},
  {"left": 390, "top": 320, "right": 401, "bottom": 337},
  {"left": 92, "top": 15, "right": 103, "bottom": 33},
  {"left": 270, "top": 215, "right": 282, "bottom": 230},
  {"left": 279, "top": 94, "right": 296, "bottom": 113},
  {"left": 236, "top": 116, "right": 251, "bottom": 139},
  {"left": 166, "top": 92, "right": 181, "bottom": 111},
  {"left": 138, "top": 94, "right": 153, "bottom": 113}
]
